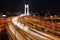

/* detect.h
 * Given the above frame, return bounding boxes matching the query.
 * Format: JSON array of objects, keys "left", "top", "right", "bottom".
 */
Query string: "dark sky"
[{"left": 0, "top": 0, "right": 60, "bottom": 13}]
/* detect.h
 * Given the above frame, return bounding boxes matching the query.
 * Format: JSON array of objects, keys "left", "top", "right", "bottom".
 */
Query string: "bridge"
[{"left": 5, "top": 4, "right": 60, "bottom": 40}]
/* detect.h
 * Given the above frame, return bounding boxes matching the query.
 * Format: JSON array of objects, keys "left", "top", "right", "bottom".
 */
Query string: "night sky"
[{"left": 0, "top": 0, "right": 60, "bottom": 13}]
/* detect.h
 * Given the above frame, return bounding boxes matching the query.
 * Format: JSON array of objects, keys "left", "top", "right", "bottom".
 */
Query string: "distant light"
[
  {"left": 2, "top": 15, "right": 6, "bottom": 17},
  {"left": 50, "top": 16, "right": 53, "bottom": 18}
]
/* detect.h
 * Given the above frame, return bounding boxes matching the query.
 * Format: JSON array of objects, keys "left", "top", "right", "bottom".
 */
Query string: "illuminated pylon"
[{"left": 24, "top": 4, "right": 29, "bottom": 15}]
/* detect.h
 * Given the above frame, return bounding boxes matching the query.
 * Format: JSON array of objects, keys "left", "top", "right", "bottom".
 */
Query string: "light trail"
[
  {"left": 12, "top": 16, "right": 52, "bottom": 40},
  {"left": 8, "top": 23, "right": 21, "bottom": 40}
]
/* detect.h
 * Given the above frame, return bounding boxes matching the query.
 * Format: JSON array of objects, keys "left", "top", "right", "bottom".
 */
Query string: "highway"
[
  {"left": 5, "top": 15, "right": 60, "bottom": 40},
  {"left": 12, "top": 16, "right": 47, "bottom": 40}
]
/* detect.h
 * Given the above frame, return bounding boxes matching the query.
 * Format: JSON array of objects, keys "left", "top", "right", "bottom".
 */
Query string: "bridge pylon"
[{"left": 24, "top": 4, "right": 29, "bottom": 15}]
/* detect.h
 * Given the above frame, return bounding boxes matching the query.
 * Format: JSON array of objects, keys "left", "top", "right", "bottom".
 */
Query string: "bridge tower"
[{"left": 24, "top": 4, "right": 29, "bottom": 15}]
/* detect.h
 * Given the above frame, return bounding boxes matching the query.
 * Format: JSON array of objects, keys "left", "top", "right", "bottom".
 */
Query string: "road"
[{"left": 6, "top": 15, "right": 60, "bottom": 40}]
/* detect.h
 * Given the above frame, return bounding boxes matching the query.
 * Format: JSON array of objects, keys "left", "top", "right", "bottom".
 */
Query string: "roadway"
[
  {"left": 12, "top": 16, "right": 45, "bottom": 40},
  {"left": 6, "top": 15, "right": 60, "bottom": 40}
]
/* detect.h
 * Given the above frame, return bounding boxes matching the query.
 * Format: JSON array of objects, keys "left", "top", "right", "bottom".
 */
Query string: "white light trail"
[
  {"left": 8, "top": 23, "right": 20, "bottom": 40},
  {"left": 12, "top": 16, "right": 52, "bottom": 40}
]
